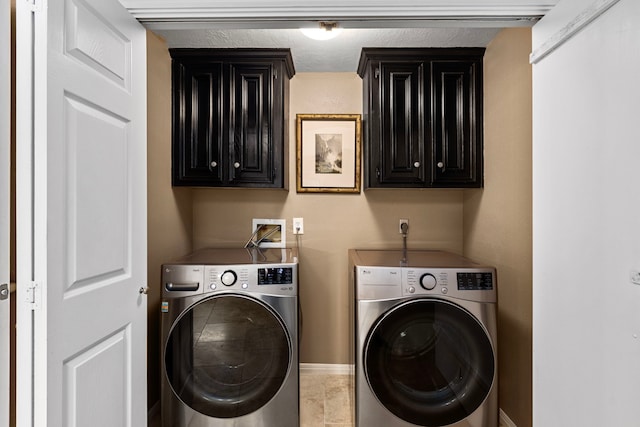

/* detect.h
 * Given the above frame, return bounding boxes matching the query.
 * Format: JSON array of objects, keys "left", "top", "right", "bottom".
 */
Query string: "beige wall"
[
  {"left": 464, "top": 28, "right": 533, "bottom": 427},
  {"left": 146, "top": 31, "right": 193, "bottom": 408},
  {"left": 192, "top": 72, "right": 465, "bottom": 364}
]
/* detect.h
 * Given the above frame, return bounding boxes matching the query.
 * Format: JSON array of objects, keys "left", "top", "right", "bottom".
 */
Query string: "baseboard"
[
  {"left": 299, "top": 363, "right": 352, "bottom": 375},
  {"left": 499, "top": 409, "right": 517, "bottom": 427}
]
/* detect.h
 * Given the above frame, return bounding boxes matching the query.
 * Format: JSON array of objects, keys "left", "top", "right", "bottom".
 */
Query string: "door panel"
[
  {"left": 229, "top": 63, "right": 273, "bottom": 185},
  {"left": 63, "top": 327, "right": 130, "bottom": 426},
  {"left": 0, "top": 0, "right": 10, "bottom": 424},
  {"left": 431, "top": 60, "right": 482, "bottom": 186},
  {"left": 64, "top": 95, "right": 129, "bottom": 293},
  {"left": 172, "top": 61, "right": 225, "bottom": 185},
  {"left": 377, "top": 62, "right": 426, "bottom": 186},
  {"left": 16, "top": 0, "right": 147, "bottom": 426}
]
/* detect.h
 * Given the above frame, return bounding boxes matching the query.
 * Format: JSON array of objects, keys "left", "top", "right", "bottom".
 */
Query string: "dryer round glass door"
[
  {"left": 364, "top": 298, "right": 495, "bottom": 426},
  {"left": 164, "top": 294, "right": 291, "bottom": 418}
]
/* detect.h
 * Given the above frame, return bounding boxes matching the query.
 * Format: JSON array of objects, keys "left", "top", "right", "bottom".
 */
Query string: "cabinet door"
[
  {"left": 172, "top": 61, "right": 224, "bottom": 186},
  {"left": 374, "top": 62, "right": 427, "bottom": 187},
  {"left": 431, "top": 60, "right": 482, "bottom": 187},
  {"left": 228, "top": 63, "right": 280, "bottom": 187}
]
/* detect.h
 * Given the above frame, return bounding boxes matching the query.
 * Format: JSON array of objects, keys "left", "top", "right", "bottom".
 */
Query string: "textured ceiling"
[{"left": 153, "top": 27, "right": 503, "bottom": 72}]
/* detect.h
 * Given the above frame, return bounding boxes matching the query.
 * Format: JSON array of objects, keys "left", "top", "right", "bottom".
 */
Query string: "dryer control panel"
[
  {"left": 355, "top": 265, "right": 495, "bottom": 303},
  {"left": 457, "top": 272, "right": 494, "bottom": 290},
  {"left": 350, "top": 249, "right": 497, "bottom": 304}
]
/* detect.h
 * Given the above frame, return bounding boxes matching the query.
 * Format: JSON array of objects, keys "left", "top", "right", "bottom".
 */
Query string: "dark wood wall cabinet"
[
  {"left": 358, "top": 48, "right": 484, "bottom": 189},
  {"left": 170, "top": 49, "right": 295, "bottom": 188}
]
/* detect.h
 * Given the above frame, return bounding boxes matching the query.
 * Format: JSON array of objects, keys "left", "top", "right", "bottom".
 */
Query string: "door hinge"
[
  {"left": 374, "top": 68, "right": 380, "bottom": 79},
  {"left": 24, "top": 0, "right": 43, "bottom": 12},
  {"left": 273, "top": 69, "right": 278, "bottom": 80},
  {"left": 26, "top": 281, "right": 41, "bottom": 310}
]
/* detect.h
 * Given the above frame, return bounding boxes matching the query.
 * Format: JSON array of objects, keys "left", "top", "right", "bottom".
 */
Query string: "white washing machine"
[
  {"left": 161, "top": 247, "right": 299, "bottom": 427},
  {"left": 349, "top": 249, "right": 498, "bottom": 427}
]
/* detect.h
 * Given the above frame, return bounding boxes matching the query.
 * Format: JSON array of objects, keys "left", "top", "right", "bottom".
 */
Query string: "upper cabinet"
[
  {"left": 171, "top": 49, "right": 295, "bottom": 188},
  {"left": 358, "top": 48, "right": 484, "bottom": 189}
]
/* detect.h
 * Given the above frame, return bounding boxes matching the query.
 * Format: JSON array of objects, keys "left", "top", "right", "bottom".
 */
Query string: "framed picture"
[{"left": 296, "top": 113, "right": 362, "bottom": 193}]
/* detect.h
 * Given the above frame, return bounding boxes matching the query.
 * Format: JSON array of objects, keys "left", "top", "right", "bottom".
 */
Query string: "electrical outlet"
[
  {"left": 293, "top": 217, "right": 304, "bottom": 235},
  {"left": 399, "top": 219, "right": 409, "bottom": 234}
]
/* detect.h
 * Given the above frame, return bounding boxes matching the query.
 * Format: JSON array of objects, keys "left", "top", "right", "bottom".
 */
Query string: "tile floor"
[
  {"left": 150, "top": 373, "right": 506, "bottom": 426},
  {"left": 300, "top": 373, "right": 506, "bottom": 427},
  {"left": 148, "top": 373, "right": 353, "bottom": 427},
  {"left": 300, "top": 373, "right": 353, "bottom": 427}
]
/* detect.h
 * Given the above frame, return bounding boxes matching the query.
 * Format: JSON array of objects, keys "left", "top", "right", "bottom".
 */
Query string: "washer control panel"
[
  {"left": 162, "top": 263, "right": 297, "bottom": 297},
  {"left": 404, "top": 268, "right": 496, "bottom": 302},
  {"left": 205, "top": 264, "right": 297, "bottom": 296}
]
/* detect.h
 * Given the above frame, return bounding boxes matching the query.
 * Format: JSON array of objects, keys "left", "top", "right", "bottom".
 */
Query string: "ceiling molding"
[
  {"left": 530, "top": 0, "right": 619, "bottom": 64},
  {"left": 121, "top": 0, "right": 558, "bottom": 29}
]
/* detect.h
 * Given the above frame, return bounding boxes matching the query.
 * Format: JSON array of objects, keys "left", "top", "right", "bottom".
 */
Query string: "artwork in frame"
[{"left": 296, "top": 114, "right": 361, "bottom": 193}]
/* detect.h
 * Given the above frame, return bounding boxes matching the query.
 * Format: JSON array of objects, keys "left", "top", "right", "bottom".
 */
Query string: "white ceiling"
[
  {"left": 131, "top": 1, "right": 558, "bottom": 73},
  {"left": 153, "top": 27, "right": 504, "bottom": 72}
]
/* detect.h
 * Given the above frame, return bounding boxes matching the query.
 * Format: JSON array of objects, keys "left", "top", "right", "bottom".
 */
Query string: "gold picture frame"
[{"left": 296, "top": 114, "right": 362, "bottom": 193}]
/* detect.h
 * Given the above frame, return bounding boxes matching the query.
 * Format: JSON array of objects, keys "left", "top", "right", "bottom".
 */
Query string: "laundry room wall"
[
  {"left": 463, "top": 28, "right": 533, "bottom": 427},
  {"left": 191, "top": 72, "right": 465, "bottom": 365},
  {"left": 532, "top": 0, "right": 640, "bottom": 425},
  {"left": 146, "top": 30, "right": 193, "bottom": 412},
  {"left": 145, "top": 29, "right": 535, "bottom": 417}
]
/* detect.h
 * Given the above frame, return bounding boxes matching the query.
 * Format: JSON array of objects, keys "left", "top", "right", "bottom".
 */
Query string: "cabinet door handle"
[
  {"left": 210, "top": 161, "right": 217, "bottom": 168},
  {"left": 413, "top": 162, "right": 420, "bottom": 168},
  {"left": 437, "top": 161, "right": 444, "bottom": 169},
  {"left": 234, "top": 162, "right": 240, "bottom": 169}
]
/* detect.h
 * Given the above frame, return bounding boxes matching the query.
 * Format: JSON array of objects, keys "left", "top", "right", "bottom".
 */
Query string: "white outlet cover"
[{"left": 252, "top": 219, "right": 286, "bottom": 248}]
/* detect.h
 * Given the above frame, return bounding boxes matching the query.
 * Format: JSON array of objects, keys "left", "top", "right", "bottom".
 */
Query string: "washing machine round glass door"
[
  {"left": 364, "top": 298, "right": 495, "bottom": 426},
  {"left": 164, "top": 294, "right": 291, "bottom": 418}
]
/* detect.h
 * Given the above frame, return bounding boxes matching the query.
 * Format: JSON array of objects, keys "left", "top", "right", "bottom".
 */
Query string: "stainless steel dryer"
[
  {"left": 349, "top": 249, "right": 498, "bottom": 427},
  {"left": 161, "top": 247, "right": 299, "bottom": 427}
]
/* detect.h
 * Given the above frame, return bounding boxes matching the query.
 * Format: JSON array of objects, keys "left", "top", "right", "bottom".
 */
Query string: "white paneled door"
[
  {"left": 16, "top": 0, "right": 147, "bottom": 426},
  {"left": 0, "top": 0, "right": 10, "bottom": 425}
]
